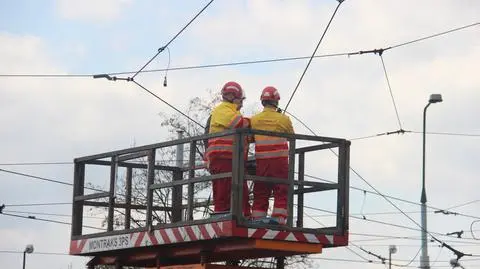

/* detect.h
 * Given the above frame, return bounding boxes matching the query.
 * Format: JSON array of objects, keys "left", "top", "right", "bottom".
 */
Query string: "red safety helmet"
[
  {"left": 260, "top": 86, "right": 280, "bottom": 101},
  {"left": 221, "top": 81, "right": 245, "bottom": 100}
]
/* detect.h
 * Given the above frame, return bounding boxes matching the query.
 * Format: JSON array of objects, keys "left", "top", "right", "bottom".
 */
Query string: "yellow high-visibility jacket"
[
  {"left": 250, "top": 107, "right": 294, "bottom": 159},
  {"left": 206, "top": 101, "right": 246, "bottom": 160}
]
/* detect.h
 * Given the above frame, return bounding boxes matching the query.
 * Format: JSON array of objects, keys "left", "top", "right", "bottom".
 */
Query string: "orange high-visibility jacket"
[
  {"left": 206, "top": 101, "right": 247, "bottom": 160},
  {"left": 250, "top": 107, "right": 294, "bottom": 159}
]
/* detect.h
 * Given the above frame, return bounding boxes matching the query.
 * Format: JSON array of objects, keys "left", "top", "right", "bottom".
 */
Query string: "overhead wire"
[
  {"left": 0, "top": 22, "right": 476, "bottom": 79},
  {"left": 0, "top": 168, "right": 105, "bottom": 192},
  {"left": 445, "top": 199, "right": 480, "bottom": 210},
  {"left": 379, "top": 53, "right": 403, "bottom": 130},
  {"left": 0, "top": 212, "right": 104, "bottom": 230},
  {"left": 132, "top": 80, "right": 204, "bottom": 128},
  {"left": 0, "top": 162, "right": 72, "bottom": 166},
  {"left": 385, "top": 22, "right": 480, "bottom": 51},
  {"left": 130, "top": 0, "right": 215, "bottom": 79},
  {"left": 4, "top": 202, "right": 71, "bottom": 207},
  {"left": 410, "top": 131, "right": 480, "bottom": 137},
  {"left": 2, "top": 210, "right": 104, "bottom": 219},
  {"left": 283, "top": 0, "right": 344, "bottom": 112},
  {"left": 302, "top": 173, "right": 480, "bottom": 220}
]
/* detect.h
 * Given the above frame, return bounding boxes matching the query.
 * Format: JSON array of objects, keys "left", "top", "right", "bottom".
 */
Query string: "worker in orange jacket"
[
  {"left": 250, "top": 86, "right": 294, "bottom": 225},
  {"left": 205, "top": 81, "right": 251, "bottom": 217}
]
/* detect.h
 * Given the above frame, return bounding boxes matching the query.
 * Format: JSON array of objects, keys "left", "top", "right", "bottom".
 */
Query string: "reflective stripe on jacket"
[
  {"left": 206, "top": 101, "right": 246, "bottom": 160},
  {"left": 250, "top": 107, "right": 294, "bottom": 160}
]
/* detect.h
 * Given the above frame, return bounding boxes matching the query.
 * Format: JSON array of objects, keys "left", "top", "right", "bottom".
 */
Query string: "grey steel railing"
[{"left": 71, "top": 128, "right": 350, "bottom": 240}]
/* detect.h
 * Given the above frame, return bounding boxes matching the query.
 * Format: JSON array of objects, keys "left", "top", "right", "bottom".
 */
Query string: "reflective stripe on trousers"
[{"left": 255, "top": 150, "right": 289, "bottom": 159}]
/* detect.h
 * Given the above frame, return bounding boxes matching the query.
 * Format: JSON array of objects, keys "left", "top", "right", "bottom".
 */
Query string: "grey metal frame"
[{"left": 71, "top": 128, "right": 350, "bottom": 240}]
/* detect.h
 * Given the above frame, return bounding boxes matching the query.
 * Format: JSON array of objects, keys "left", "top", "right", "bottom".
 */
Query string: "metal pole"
[
  {"left": 173, "top": 130, "right": 184, "bottom": 222},
  {"left": 22, "top": 251, "right": 26, "bottom": 269},
  {"left": 420, "top": 103, "right": 431, "bottom": 269},
  {"left": 176, "top": 130, "right": 185, "bottom": 168},
  {"left": 389, "top": 251, "right": 392, "bottom": 269}
]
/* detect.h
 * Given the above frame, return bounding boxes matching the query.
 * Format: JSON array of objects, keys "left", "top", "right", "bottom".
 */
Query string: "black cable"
[
  {"left": 303, "top": 173, "right": 480, "bottom": 220},
  {"left": 0, "top": 212, "right": 104, "bottom": 230},
  {"left": 0, "top": 168, "right": 72, "bottom": 187},
  {"left": 283, "top": 0, "right": 344, "bottom": 112},
  {"left": 345, "top": 246, "right": 372, "bottom": 262},
  {"left": 386, "top": 22, "right": 480, "bottom": 51},
  {"left": 410, "top": 131, "right": 480, "bottom": 137},
  {"left": 305, "top": 205, "right": 480, "bottom": 242},
  {"left": 0, "top": 168, "right": 104, "bottom": 192},
  {"left": 395, "top": 246, "right": 421, "bottom": 268},
  {"left": 0, "top": 21, "right": 477, "bottom": 80},
  {"left": 0, "top": 74, "right": 91, "bottom": 78},
  {"left": 379, "top": 54, "right": 403, "bottom": 130},
  {"left": 351, "top": 243, "right": 387, "bottom": 264},
  {"left": 446, "top": 199, "right": 480, "bottom": 210},
  {"left": 3, "top": 210, "right": 103, "bottom": 219},
  {"left": 4, "top": 202, "right": 71, "bottom": 207},
  {"left": 283, "top": 110, "right": 319, "bottom": 136},
  {"left": 1, "top": 22, "right": 477, "bottom": 79},
  {"left": 131, "top": 0, "right": 215, "bottom": 79},
  {"left": 0, "top": 52, "right": 351, "bottom": 78},
  {"left": 0, "top": 162, "right": 72, "bottom": 166},
  {"left": 132, "top": 80, "right": 204, "bottom": 128}
]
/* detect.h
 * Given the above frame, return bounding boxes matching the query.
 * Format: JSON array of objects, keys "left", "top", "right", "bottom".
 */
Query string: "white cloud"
[{"left": 55, "top": 0, "right": 132, "bottom": 23}]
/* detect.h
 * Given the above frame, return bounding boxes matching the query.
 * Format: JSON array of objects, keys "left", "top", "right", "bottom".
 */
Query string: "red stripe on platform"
[
  {"left": 211, "top": 222, "right": 222, "bottom": 237},
  {"left": 172, "top": 228, "right": 184, "bottom": 242},
  {"left": 159, "top": 229, "right": 171, "bottom": 244},
  {"left": 293, "top": 232, "right": 307, "bottom": 242},
  {"left": 250, "top": 228, "right": 268, "bottom": 238},
  {"left": 135, "top": 232, "right": 145, "bottom": 247},
  {"left": 273, "top": 231, "right": 289, "bottom": 240},
  {"left": 184, "top": 226, "right": 197, "bottom": 241},
  {"left": 148, "top": 232, "right": 159, "bottom": 245},
  {"left": 198, "top": 224, "right": 211, "bottom": 240}
]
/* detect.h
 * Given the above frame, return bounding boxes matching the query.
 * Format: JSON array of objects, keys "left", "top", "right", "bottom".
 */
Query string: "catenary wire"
[
  {"left": 379, "top": 54, "right": 403, "bottom": 130},
  {"left": 4, "top": 163, "right": 479, "bottom": 221},
  {"left": 3, "top": 210, "right": 104, "bottom": 219},
  {"left": 132, "top": 80, "right": 204, "bottom": 128},
  {"left": 410, "top": 131, "right": 480, "bottom": 137},
  {"left": 0, "top": 22, "right": 477, "bottom": 79},
  {"left": 0, "top": 162, "right": 72, "bottom": 166},
  {"left": 131, "top": 0, "right": 215, "bottom": 79},
  {"left": 385, "top": 22, "right": 480, "bottom": 51},
  {"left": 0, "top": 212, "right": 104, "bottom": 230},
  {"left": 0, "top": 168, "right": 105, "bottom": 193},
  {"left": 302, "top": 173, "right": 480, "bottom": 220},
  {"left": 446, "top": 199, "right": 480, "bottom": 210},
  {"left": 4, "top": 202, "right": 71, "bottom": 207},
  {"left": 283, "top": 0, "right": 344, "bottom": 112}
]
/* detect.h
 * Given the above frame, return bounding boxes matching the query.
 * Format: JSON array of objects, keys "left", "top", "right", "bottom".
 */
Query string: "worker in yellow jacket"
[
  {"left": 250, "top": 86, "right": 294, "bottom": 225},
  {"left": 205, "top": 81, "right": 251, "bottom": 217}
]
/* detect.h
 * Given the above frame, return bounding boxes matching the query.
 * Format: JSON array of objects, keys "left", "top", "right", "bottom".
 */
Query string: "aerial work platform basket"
[{"left": 70, "top": 129, "right": 350, "bottom": 268}]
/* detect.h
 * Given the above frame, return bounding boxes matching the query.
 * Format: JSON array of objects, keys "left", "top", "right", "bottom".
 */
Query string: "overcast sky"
[{"left": 1, "top": 1, "right": 479, "bottom": 269}]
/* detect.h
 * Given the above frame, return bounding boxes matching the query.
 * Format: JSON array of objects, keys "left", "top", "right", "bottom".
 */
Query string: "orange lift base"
[{"left": 87, "top": 238, "right": 322, "bottom": 267}]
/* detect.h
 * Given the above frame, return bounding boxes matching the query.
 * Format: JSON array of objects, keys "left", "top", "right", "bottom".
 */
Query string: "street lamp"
[
  {"left": 420, "top": 93, "right": 443, "bottom": 269},
  {"left": 23, "top": 244, "right": 34, "bottom": 269},
  {"left": 389, "top": 245, "right": 397, "bottom": 269}
]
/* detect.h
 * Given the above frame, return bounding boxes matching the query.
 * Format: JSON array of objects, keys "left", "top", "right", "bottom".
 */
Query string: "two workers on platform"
[{"left": 205, "top": 81, "right": 294, "bottom": 225}]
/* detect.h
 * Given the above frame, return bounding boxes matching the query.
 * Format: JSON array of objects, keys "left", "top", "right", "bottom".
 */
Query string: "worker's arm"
[{"left": 283, "top": 116, "right": 294, "bottom": 134}]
